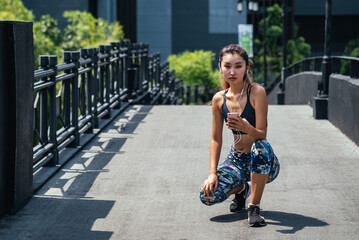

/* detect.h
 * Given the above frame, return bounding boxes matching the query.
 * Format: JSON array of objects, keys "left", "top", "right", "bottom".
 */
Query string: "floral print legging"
[{"left": 200, "top": 140, "right": 280, "bottom": 206}]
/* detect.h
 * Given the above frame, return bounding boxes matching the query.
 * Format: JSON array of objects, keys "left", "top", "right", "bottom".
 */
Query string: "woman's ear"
[{"left": 218, "top": 64, "right": 222, "bottom": 73}]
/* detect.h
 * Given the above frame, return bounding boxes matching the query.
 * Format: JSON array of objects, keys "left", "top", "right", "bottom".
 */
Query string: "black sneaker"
[
  {"left": 229, "top": 182, "right": 251, "bottom": 212},
  {"left": 248, "top": 205, "right": 266, "bottom": 227}
]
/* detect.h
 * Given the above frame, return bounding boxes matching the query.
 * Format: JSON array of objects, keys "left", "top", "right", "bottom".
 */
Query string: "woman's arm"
[
  {"left": 202, "top": 92, "right": 224, "bottom": 197},
  {"left": 248, "top": 84, "right": 267, "bottom": 140},
  {"left": 209, "top": 92, "right": 224, "bottom": 174}
]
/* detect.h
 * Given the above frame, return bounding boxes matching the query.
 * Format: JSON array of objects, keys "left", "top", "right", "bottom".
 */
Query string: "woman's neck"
[{"left": 228, "top": 82, "right": 246, "bottom": 95}]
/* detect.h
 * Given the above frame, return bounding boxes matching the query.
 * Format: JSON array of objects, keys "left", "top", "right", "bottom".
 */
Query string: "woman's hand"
[
  {"left": 201, "top": 173, "right": 218, "bottom": 197},
  {"left": 226, "top": 115, "right": 252, "bottom": 133}
]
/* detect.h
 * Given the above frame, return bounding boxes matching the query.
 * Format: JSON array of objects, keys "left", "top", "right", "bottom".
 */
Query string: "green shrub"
[
  {"left": 168, "top": 50, "right": 219, "bottom": 104},
  {"left": 168, "top": 50, "right": 217, "bottom": 87},
  {"left": 62, "top": 10, "right": 124, "bottom": 51},
  {"left": 341, "top": 38, "right": 359, "bottom": 75},
  {"left": 33, "top": 15, "right": 63, "bottom": 68},
  {"left": 286, "top": 36, "right": 311, "bottom": 64},
  {"left": 0, "top": 0, "right": 34, "bottom": 21}
]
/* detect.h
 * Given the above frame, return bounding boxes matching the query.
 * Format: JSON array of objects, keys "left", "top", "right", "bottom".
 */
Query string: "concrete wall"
[
  {"left": 328, "top": 74, "right": 359, "bottom": 146},
  {"left": 282, "top": 71, "right": 359, "bottom": 147},
  {"left": 284, "top": 72, "right": 322, "bottom": 106},
  {"left": 267, "top": 81, "right": 281, "bottom": 105}
]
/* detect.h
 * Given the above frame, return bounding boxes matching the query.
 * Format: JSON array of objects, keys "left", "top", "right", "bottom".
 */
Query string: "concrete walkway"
[{"left": 0, "top": 105, "right": 358, "bottom": 240}]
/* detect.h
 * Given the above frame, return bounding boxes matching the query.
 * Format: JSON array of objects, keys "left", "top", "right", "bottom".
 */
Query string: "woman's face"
[{"left": 219, "top": 53, "right": 248, "bottom": 86}]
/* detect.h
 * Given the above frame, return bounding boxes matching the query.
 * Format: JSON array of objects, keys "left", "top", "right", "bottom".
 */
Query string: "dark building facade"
[{"left": 22, "top": 0, "right": 359, "bottom": 60}]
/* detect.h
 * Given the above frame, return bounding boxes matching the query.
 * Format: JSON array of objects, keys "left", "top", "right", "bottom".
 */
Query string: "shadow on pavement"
[
  {"left": 0, "top": 105, "right": 154, "bottom": 239},
  {"left": 0, "top": 197, "right": 114, "bottom": 240},
  {"left": 263, "top": 210, "right": 329, "bottom": 234},
  {"left": 210, "top": 210, "right": 328, "bottom": 234},
  {"left": 210, "top": 212, "right": 247, "bottom": 222}
]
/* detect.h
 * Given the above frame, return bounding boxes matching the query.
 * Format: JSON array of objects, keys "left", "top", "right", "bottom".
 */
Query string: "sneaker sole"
[{"left": 248, "top": 221, "right": 267, "bottom": 227}]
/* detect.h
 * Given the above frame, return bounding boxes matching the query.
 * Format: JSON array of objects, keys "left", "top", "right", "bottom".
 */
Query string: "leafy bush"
[
  {"left": 286, "top": 36, "right": 311, "bottom": 64},
  {"left": 1, "top": 1, "right": 125, "bottom": 68},
  {"left": 33, "top": 15, "right": 63, "bottom": 67},
  {"left": 62, "top": 10, "right": 124, "bottom": 51},
  {"left": 0, "top": 0, "right": 34, "bottom": 21},
  {"left": 341, "top": 38, "right": 359, "bottom": 75},
  {"left": 254, "top": 3, "right": 311, "bottom": 85},
  {"left": 168, "top": 50, "right": 219, "bottom": 104},
  {"left": 168, "top": 50, "right": 217, "bottom": 87}
]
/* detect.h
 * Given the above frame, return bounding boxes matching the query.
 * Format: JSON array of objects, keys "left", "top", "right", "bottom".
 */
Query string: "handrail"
[
  {"left": 32, "top": 40, "right": 184, "bottom": 174},
  {"left": 285, "top": 55, "right": 359, "bottom": 79}
]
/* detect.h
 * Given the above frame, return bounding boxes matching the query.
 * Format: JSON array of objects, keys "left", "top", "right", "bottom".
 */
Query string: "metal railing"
[
  {"left": 285, "top": 56, "right": 359, "bottom": 79},
  {"left": 32, "top": 41, "right": 184, "bottom": 173}
]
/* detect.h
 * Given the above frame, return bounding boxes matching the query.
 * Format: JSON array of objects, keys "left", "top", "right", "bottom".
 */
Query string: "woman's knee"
[
  {"left": 199, "top": 189, "right": 227, "bottom": 206},
  {"left": 250, "top": 140, "right": 274, "bottom": 175},
  {"left": 251, "top": 140, "right": 273, "bottom": 154}
]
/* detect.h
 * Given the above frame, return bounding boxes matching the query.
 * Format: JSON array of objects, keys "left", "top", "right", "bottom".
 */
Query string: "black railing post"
[
  {"left": 179, "top": 80, "right": 184, "bottom": 105},
  {"left": 92, "top": 48, "right": 99, "bottom": 128},
  {"left": 109, "top": 43, "right": 116, "bottom": 103},
  {"left": 111, "top": 42, "right": 122, "bottom": 109},
  {"left": 99, "top": 45, "right": 106, "bottom": 108},
  {"left": 186, "top": 86, "right": 191, "bottom": 105},
  {"left": 194, "top": 85, "right": 199, "bottom": 104},
  {"left": 122, "top": 40, "right": 130, "bottom": 97},
  {"left": 143, "top": 44, "right": 151, "bottom": 104},
  {"left": 84, "top": 48, "right": 94, "bottom": 132},
  {"left": 39, "top": 56, "right": 49, "bottom": 146},
  {"left": 63, "top": 52, "right": 72, "bottom": 128},
  {"left": 105, "top": 45, "right": 112, "bottom": 117},
  {"left": 0, "top": 21, "right": 33, "bottom": 216},
  {"left": 81, "top": 48, "right": 94, "bottom": 133},
  {"left": 350, "top": 59, "right": 359, "bottom": 79},
  {"left": 70, "top": 51, "right": 80, "bottom": 147},
  {"left": 47, "top": 55, "right": 59, "bottom": 166}
]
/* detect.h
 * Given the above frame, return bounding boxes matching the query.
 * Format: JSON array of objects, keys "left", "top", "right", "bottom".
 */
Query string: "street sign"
[{"left": 238, "top": 24, "right": 253, "bottom": 57}]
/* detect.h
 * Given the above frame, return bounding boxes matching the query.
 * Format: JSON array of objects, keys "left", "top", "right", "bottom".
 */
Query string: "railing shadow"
[
  {"left": 210, "top": 210, "right": 328, "bottom": 234},
  {"left": 0, "top": 197, "right": 115, "bottom": 240},
  {"left": 39, "top": 105, "right": 153, "bottom": 200},
  {"left": 0, "top": 105, "right": 153, "bottom": 239}
]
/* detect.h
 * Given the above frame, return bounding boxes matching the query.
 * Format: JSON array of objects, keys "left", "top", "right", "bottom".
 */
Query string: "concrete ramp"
[{"left": 0, "top": 105, "right": 358, "bottom": 239}]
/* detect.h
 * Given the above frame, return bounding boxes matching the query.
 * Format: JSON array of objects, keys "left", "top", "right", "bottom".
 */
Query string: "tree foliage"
[
  {"left": 0, "top": 0, "right": 34, "bottom": 21},
  {"left": 168, "top": 50, "right": 218, "bottom": 89},
  {"left": 253, "top": 4, "right": 311, "bottom": 85},
  {"left": 341, "top": 38, "right": 359, "bottom": 75},
  {"left": 33, "top": 15, "right": 63, "bottom": 65},
  {"left": 168, "top": 50, "right": 220, "bottom": 104},
  {"left": 286, "top": 37, "right": 311, "bottom": 64},
  {"left": 0, "top": 0, "right": 125, "bottom": 68},
  {"left": 62, "top": 10, "right": 124, "bottom": 51}
]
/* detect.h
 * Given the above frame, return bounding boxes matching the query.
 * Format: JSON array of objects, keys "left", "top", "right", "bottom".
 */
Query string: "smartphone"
[{"left": 227, "top": 112, "right": 239, "bottom": 119}]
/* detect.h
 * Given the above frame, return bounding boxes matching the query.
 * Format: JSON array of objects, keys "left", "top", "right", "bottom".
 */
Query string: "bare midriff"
[{"left": 233, "top": 134, "right": 256, "bottom": 153}]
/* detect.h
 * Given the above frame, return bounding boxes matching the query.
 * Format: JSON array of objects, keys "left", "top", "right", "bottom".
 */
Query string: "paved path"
[{"left": 0, "top": 105, "right": 358, "bottom": 240}]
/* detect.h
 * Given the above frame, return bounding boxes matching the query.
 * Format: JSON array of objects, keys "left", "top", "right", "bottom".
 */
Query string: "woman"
[{"left": 200, "top": 44, "right": 280, "bottom": 227}]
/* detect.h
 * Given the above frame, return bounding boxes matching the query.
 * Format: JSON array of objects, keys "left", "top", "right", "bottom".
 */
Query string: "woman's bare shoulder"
[
  {"left": 250, "top": 84, "right": 267, "bottom": 108},
  {"left": 213, "top": 90, "right": 225, "bottom": 100},
  {"left": 211, "top": 90, "right": 225, "bottom": 108},
  {"left": 251, "top": 83, "right": 266, "bottom": 95}
]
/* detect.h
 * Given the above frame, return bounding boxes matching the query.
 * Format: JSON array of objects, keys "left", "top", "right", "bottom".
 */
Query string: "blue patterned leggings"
[{"left": 200, "top": 140, "right": 280, "bottom": 206}]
